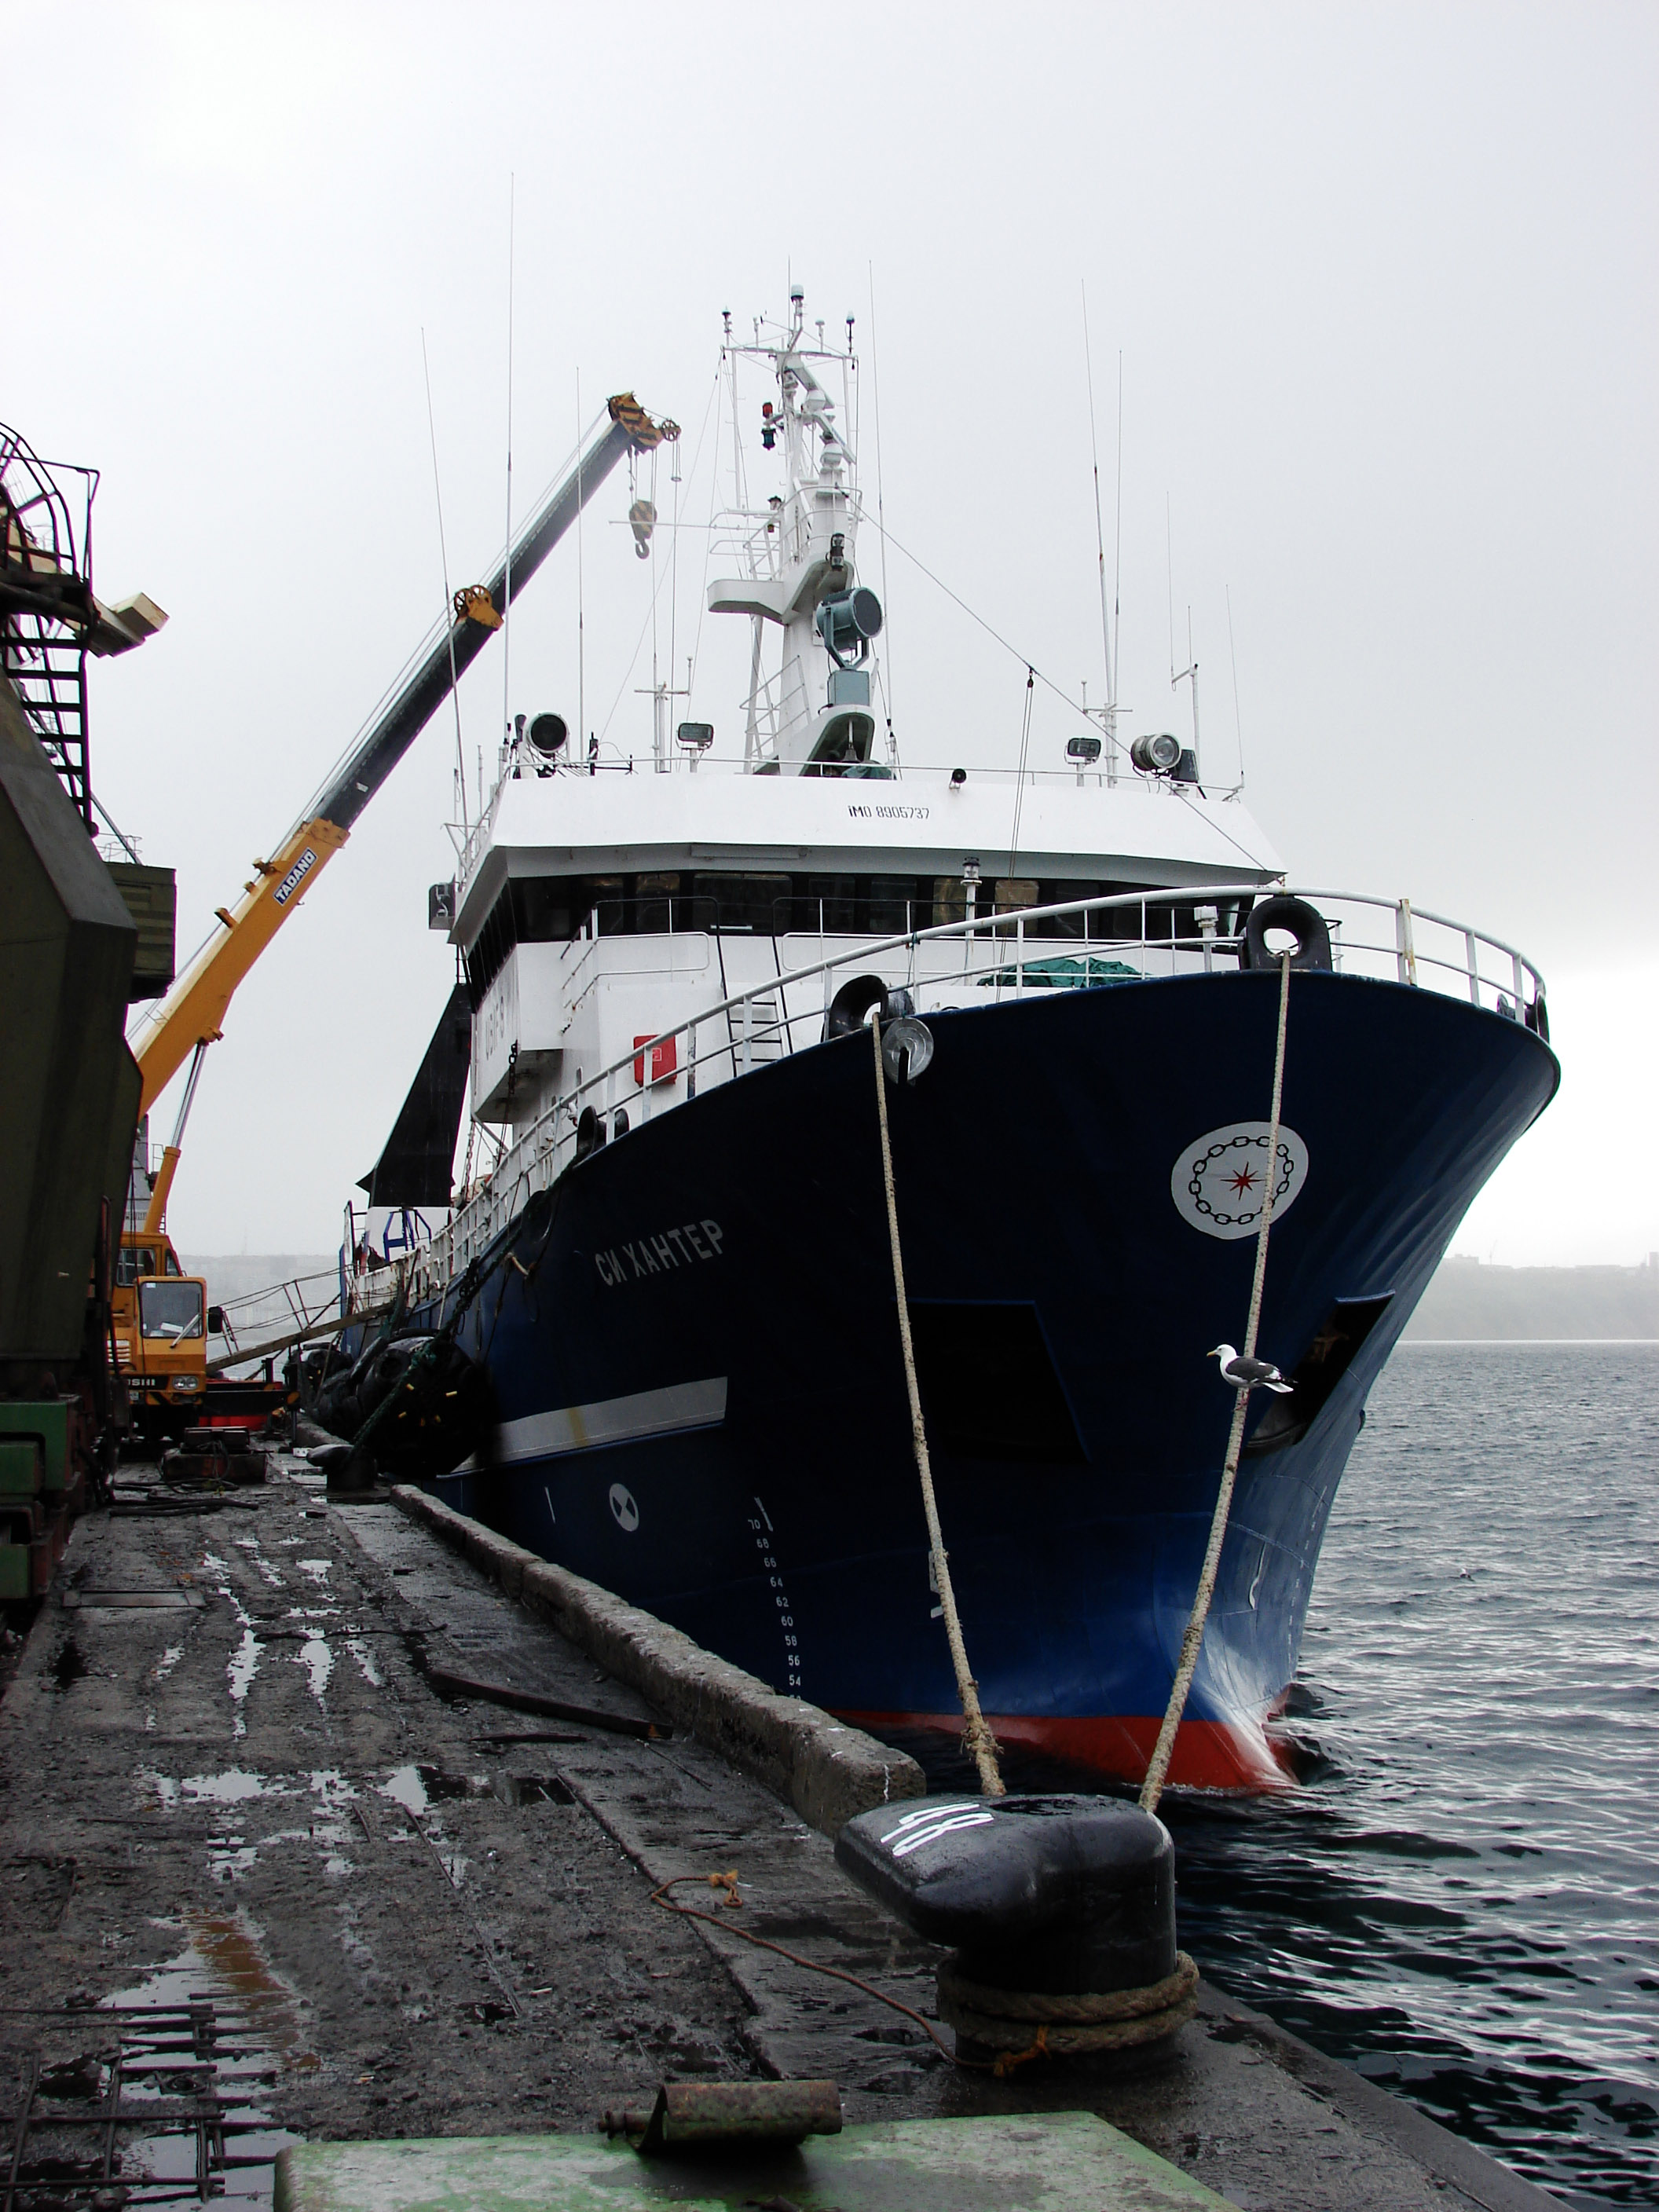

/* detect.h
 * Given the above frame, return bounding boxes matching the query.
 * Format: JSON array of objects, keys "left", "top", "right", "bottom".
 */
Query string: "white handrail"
[{"left": 387, "top": 881, "right": 1547, "bottom": 1309}]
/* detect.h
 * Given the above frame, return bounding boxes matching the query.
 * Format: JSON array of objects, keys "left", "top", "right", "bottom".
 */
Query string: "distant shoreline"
[
  {"left": 1401, "top": 1255, "right": 1657, "bottom": 1342},
  {"left": 184, "top": 1253, "right": 1659, "bottom": 1346}
]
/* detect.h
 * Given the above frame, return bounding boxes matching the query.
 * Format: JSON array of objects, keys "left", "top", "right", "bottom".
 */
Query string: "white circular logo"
[
  {"left": 1171, "top": 1121, "right": 1309, "bottom": 1241},
  {"left": 608, "top": 1483, "right": 640, "bottom": 1533}
]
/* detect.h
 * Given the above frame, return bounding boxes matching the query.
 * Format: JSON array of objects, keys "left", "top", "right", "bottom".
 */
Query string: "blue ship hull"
[{"left": 424, "top": 969, "right": 1556, "bottom": 1789}]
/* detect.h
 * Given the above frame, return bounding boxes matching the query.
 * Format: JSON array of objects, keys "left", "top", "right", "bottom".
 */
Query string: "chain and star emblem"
[{"left": 1169, "top": 1121, "right": 1310, "bottom": 1242}]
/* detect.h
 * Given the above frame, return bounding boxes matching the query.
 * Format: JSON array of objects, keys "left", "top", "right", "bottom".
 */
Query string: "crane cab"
[{"left": 112, "top": 1231, "right": 213, "bottom": 1437}]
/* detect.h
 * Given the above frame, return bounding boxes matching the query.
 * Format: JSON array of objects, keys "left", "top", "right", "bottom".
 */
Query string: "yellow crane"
[
  {"left": 129, "top": 394, "right": 675, "bottom": 1197},
  {"left": 113, "top": 394, "right": 676, "bottom": 1431}
]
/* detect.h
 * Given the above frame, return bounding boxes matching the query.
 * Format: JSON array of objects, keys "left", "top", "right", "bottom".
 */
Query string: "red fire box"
[{"left": 634, "top": 1033, "right": 678, "bottom": 1087}]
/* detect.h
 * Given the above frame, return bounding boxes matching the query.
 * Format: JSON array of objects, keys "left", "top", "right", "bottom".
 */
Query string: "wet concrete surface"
[{"left": 0, "top": 1456, "right": 1554, "bottom": 2210}]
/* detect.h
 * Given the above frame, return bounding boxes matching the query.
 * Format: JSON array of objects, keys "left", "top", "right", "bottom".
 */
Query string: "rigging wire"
[
  {"left": 502, "top": 175, "right": 515, "bottom": 756},
  {"left": 1227, "top": 584, "right": 1247, "bottom": 788},
  {"left": 848, "top": 499, "right": 1273, "bottom": 875},
  {"left": 649, "top": 440, "right": 660, "bottom": 757},
  {"left": 1113, "top": 349, "right": 1124, "bottom": 748},
  {"left": 591, "top": 372, "right": 722, "bottom": 749},
  {"left": 420, "top": 327, "right": 467, "bottom": 833},
  {"left": 668, "top": 410, "right": 681, "bottom": 744},
  {"left": 575, "top": 368, "right": 585, "bottom": 753},
  {"left": 677, "top": 368, "right": 724, "bottom": 698},
  {"left": 581, "top": 368, "right": 719, "bottom": 760},
  {"left": 868, "top": 263, "right": 898, "bottom": 760},
  {"left": 595, "top": 518, "right": 683, "bottom": 746},
  {"left": 1008, "top": 667, "right": 1035, "bottom": 881}
]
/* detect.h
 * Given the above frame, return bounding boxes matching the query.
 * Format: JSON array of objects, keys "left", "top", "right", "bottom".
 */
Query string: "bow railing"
[{"left": 368, "top": 883, "right": 1545, "bottom": 1315}]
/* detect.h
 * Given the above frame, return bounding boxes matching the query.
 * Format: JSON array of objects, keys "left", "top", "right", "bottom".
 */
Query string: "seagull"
[{"left": 1208, "top": 1342, "right": 1295, "bottom": 1393}]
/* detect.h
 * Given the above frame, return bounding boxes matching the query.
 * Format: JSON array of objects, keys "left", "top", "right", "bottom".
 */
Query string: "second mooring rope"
[
  {"left": 870, "top": 1015, "right": 1005, "bottom": 1796},
  {"left": 1140, "top": 948, "right": 1295, "bottom": 1815},
  {"left": 653, "top": 1871, "right": 1194, "bottom": 2071}
]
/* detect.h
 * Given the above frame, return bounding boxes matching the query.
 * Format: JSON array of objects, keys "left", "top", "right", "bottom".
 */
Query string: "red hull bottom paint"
[{"left": 839, "top": 1711, "right": 1298, "bottom": 1793}]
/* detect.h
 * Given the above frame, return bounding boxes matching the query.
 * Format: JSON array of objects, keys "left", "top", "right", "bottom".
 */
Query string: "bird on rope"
[{"left": 1207, "top": 1342, "right": 1294, "bottom": 1394}]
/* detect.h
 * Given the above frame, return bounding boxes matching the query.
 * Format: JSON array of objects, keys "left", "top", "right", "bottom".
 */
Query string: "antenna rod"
[
  {"left": 576, "top": 367, "right": 586, "bottom": 756},
  {"left": 1166, "top": 491, "right": 1175, "bottom": 683},
  {"left": 421, "top": 328, "right": 467, "bottom": 833},
  {"left": 1186, "top": 606, "right": 1201, "bottom": 772},
  {"left": 870, "top": 263, "right": 896, "bottom": 754},
  {"left": 1227, "top": 584, "right": 1246, "bottom": 787},
  {"left": 1111, "top": 351, "right": 1123, "bottom": 785},
  {"left": 1082, "top": 282, "right": 1114, "bottom": 737}
]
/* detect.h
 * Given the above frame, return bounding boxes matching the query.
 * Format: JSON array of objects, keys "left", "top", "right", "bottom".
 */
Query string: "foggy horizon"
[{"left": 6, "top": 2, "right": 1654, "bottom": 1265}]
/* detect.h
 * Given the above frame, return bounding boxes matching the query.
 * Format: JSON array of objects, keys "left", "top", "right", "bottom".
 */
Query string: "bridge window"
[
  {"left": 463, "top": 869, "right": 1210, "bottom": 1001},
  {"left": 691, "top": 873, "right": 793, "bottom": 933}
]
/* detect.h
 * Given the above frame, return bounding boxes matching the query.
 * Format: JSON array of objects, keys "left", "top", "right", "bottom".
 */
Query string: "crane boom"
[{"left": 130, "top": 395, "right": 674, "bottom": 1115}]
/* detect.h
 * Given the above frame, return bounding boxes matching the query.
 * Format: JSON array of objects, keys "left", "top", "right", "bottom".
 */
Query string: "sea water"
[{"left": 1166, "top": 1342, "right": 1658, "bottom": 2207}]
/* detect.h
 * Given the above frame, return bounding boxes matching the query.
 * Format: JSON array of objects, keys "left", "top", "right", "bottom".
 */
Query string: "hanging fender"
[
  {"left": 824, "top": 976, "right": 914, "bottom": 1042},
  {"left": 1241, "top": 895, "right": 1333, "bottom": 974}
]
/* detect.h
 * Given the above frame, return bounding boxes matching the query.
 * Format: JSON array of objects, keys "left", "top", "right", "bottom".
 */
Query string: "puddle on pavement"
[
  {"left": 203, "top": 1553, "right": 262, "bottom": 1738},
  {"left": 226, "top": 1628, "right": 261, "bottom": 1732},
  {"left": 377, "top": 1765, "right": 478, "bottom": 1887},
  {"left": 233, "top": 1534, "right": 285, "bottom": 1588},
  {"left": 84, "top": 1910, "right": 313, "bottom": 2205},
  {"left": 182, "top": 1770, "right": 291, "bottom": 1806},
  {"left": 208, "top": 1836, "right": 262, "bottom": 1881},
  {"left": 110, "top": 1909, "right": 319, "bottom": 2076},
  {"left": 346, "top": 1635, "right": 382, "bottom": 1687},
  {"left": 379, "top": 1763, "right": 430, "bottom": 1818},
  {"left": 295, "top": 1631, "right": 332, "bottom": 1702},
  {"left": 380, "top": 1763, "right": 491, "bottom": 1816},
  {"left": 141, "top": 1769, "right": 360, "bottom": 1880}
]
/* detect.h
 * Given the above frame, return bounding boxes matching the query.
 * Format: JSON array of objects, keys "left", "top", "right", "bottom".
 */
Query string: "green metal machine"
[{"left": 1, "top": 416, "right": 168, "bottom": 1595}]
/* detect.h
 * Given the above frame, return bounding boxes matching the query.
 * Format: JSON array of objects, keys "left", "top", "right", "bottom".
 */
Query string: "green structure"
[{"left": 275, "top": 2111, "right": 1230, "bottom": 2212}]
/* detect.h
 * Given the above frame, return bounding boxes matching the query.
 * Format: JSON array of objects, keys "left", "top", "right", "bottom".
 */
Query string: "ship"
[{"left": 333, "top": 289, "right": 1558, "bottom": 1791}]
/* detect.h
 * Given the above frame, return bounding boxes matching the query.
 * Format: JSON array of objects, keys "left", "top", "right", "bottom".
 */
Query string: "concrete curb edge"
[
  {"left": 1193, "top": 1985, "right": 1562, "bottom": 2212},
  {"left": 387, "top": 1483, "right": 926, "bottom": 1834}
]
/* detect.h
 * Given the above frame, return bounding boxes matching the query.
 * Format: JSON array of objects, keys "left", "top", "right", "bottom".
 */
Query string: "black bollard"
[{"left": 836, "top": 1793, "right": 1196, "bottom": 2062}]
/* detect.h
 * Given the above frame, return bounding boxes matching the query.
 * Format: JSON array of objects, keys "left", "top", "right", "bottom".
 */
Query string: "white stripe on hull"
[{"left": 493, "top": 1376, "right": 727, "bottom": 1464}]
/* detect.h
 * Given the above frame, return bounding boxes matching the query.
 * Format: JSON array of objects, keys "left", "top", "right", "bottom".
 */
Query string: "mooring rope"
[
  {"left": 1140, "top": 947, "right": 1294, "bottom": 1815},
  {"left": 870, "top": 1016, "right": 1005, "bottom": 1797},
  {"left": 653, "top": 1870, "right": 1193, "bottom": 2072}
]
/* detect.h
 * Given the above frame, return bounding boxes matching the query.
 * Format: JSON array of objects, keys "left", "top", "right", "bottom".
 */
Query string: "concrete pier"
[{"left": 0, "top": 1453, "right": 1553, "bottom": 2210}]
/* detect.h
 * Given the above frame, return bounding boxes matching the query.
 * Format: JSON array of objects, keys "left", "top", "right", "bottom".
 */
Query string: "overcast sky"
[{"left": 7, "top": 2, "right": 1655, "bottom": 1265}]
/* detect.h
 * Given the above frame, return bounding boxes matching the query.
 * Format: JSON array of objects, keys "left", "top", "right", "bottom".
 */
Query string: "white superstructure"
[{"left": 444, "top": 287, "right": 1280, "bottom": 1157}]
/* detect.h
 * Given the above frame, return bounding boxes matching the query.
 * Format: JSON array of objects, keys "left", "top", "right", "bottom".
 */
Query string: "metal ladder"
[{"left": 727, "top": 989, "right": 788, "bottom": 1075}]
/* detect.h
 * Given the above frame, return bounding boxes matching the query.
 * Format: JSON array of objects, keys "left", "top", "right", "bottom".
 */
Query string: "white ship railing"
[{"left": 376, "top": 884, "right": 1546, "bottom": 1313}]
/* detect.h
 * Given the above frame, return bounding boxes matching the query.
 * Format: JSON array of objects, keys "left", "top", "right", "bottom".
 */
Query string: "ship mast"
[{"left": 710, "top": 287, "right": 884, "bottom": 778}]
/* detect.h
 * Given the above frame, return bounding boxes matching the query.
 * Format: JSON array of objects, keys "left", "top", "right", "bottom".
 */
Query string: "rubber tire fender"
[
  {"left": 1241, "top": 893, "right": 1334, "bottom": 974},
  {"left": 824, "top": 976, "right": 916, "bottom": 1041}
]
